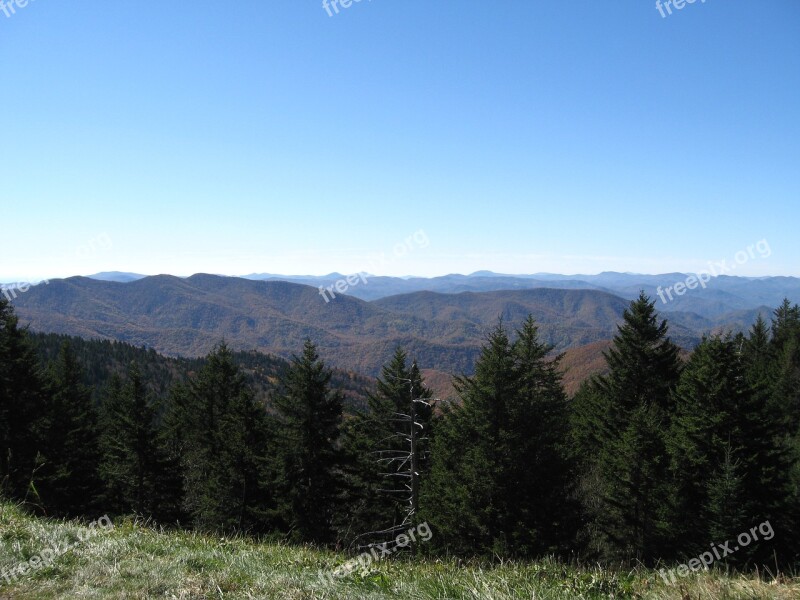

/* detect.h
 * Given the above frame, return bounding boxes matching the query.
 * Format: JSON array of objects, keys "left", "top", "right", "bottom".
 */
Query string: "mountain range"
[
  {"left": 9, "top": 272, "right": 792, "bottom": 397},
  {"left": 243, "top": 271, "right": 799, "bottom": 320},
  {"left": 86, "top": 270, "right": 799, "bottom": 320}
]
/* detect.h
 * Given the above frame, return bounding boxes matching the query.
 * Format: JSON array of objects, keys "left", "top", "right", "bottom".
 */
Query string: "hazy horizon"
[{"left": 5, "top": 268, "right": 798, "bottom": 287}]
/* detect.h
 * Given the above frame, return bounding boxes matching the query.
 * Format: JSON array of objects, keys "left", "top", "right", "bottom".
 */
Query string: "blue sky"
[{"left": 2, "top": 0, "right": 798, "bottom": 281}]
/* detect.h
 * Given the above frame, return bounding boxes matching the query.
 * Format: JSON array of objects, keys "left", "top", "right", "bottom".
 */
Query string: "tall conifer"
[{"left": 272, "top": 339, "right": 344, "bottom": 544}]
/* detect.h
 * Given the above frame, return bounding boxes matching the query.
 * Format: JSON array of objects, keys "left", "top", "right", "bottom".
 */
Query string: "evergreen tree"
[
  {"left": 705, "top": 444, "right": 748, "bottom": 544},
  {"left": 425, "top": 318, "right": 573, "bottom": 556},
  {"left": 770, "top": 299, "right": 800, "bottom": 352},
  {"left": 37, "top": 341, "right": 101, "bottom": 516},
  {"left": 667, "top": 337, "right": 751, "bottom": 553},
  {"left": 427, "top": 324, "right": 516, "bottom": 555},
  {"left": 744, "top": 306, "right": 800, "bottom": 560},
  {"left": 508, "top": 316, "right": 577, "bottom": 553},
  {"left": 98, "top": 374, "right": 126, "bottom": 513},
  {"left": 596, "top": 292, "right": 682, "bottom": 415},
  {"left": 575, "top": 293, "right": 682, "bottom": 561},
  {"left": 743, "top": 314, "right": 772, "bottom": 378},
  {"left": 173, "top": 344, "right": 269, "bottom": 533},
  {"left": 766, "top": 301, "right": 800, "bottom": 561},
  {"left": 272, "top": 339, "right": 344, "bottom": 544},
  {"left": 98, "top": 363, "right": 175, "bottom": 520},
  {"left": 343, "top": 348, "right": 433, "bottom": 549},
  {"left": 668, "top": 335, "right": 794, "bottom": 564},
  {"left": 568, "top": 380, "right": 607, "bottom": 556},
  {"left": 606, "top": 403, "right": 669, "bottom": 557},
  {"left": 0, "top": 299, "right": 47, "bottom": 503},
  {"left": 769, "top": 301, "right": 800, "bottom": 437},
  {"left": 158, "top": 381, "right": 193, "bottom": 524}
]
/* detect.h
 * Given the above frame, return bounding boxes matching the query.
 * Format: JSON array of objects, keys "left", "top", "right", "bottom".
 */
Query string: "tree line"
[{"left": 1, "top": 293, "right": 798, "bottom": 569}]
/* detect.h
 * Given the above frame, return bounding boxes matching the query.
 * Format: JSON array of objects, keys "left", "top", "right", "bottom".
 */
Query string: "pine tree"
[
  {"left": 770, "top": 299, "right": 800, "bottom": 352},
  {"left": 577, "top": 293, "right": 682, "bottom": 561},
  {"left": 98, "top": 375, "right": 126, "bottom": 513},
  {"left": 743, "top": 306, "right": 800, "bottom": 560},
  {"left": 158, "top": 382, "right": 192, "bottom": 524},
  {"left": 173, "top": 344, "right": 269, "bottom": 533},
  {"left": 596, "top": 292, "right": 682, "bottom": 416},
  {"left": 98, "top": 363, "right": 173, "bottom": 520},
  {"left": 429, "top": 324, "right": 516, "bottom": 555},
  {"left": 667, "top": 336, "right": 751, "bottom": 554},
  {"left": 705, "top": 444, "right": 747, "bottom": 544},
  {"left": 344, "top": 348, "right": 433, "bottom": 550},
  {"left": 743, "top": 314, "right": 772, "bottom": 375},
  {"left": 425, "top": 318, "right": 574, "bottom": 556},
  {"left": 37, "top": 341, "right": 101, "bottom": 517},
  {"left": 603, "top": 402, "right": 668, "bottom": 558},
  {"left": 769, "top": 301, "right": 800, "bottom": 437},
  {"left": 506, "top": 316, "right": 576, "bottom": 553},
  {"left": 766, "top": 301, "right": 800, "bottom": 561},
  {"left": 272, "top": 339, "right": 344, "bottom": 544},
  {"left": 0, "top": 299, "right": 47, "bottom": 503},
  {"left": 668, "top": 335, "right": 795, "bottom": 564},
  {"left": 568, "top": 379, "right": 607, "bottom": 556}
]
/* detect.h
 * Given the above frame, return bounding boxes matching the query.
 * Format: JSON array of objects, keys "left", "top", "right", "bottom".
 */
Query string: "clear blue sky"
[{"left": 2, "top": 0, "right": 798, "bottom": 281}]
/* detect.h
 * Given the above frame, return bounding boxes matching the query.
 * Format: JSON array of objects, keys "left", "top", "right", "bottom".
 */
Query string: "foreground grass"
[{"left": 0, "top": 504, "right": 797, "bottom": 599}]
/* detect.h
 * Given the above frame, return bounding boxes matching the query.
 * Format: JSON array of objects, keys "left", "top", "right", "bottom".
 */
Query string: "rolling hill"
[
  {"left": 10, "top": 274, "right": 668, "bottom": 378},
  {"left": 246, "top": 271, "right": 800, "bottom": 320}
]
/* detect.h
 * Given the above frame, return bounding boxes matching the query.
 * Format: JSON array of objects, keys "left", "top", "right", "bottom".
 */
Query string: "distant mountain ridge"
[
  {"left": 243, "top": 271, "right": 800, "bottom": 319},
  {"left": 7, "top": 274, "right": 642, "bottom": 377},
  {"left": 9, "top": 272, "right": 790, "bottom": 382},
  {"left": 79, "top": 270, "right": 800, "bottom": 322}
]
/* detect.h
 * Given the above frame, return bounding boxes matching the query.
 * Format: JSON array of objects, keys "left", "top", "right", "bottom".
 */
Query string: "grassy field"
[{"left": 1, "top": 503, "right": 797, "bottom": 599}]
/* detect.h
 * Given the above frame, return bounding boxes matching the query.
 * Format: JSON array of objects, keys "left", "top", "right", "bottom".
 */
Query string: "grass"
[{"left": 1, "top": 503, "right": 797, "bottom": 599}]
